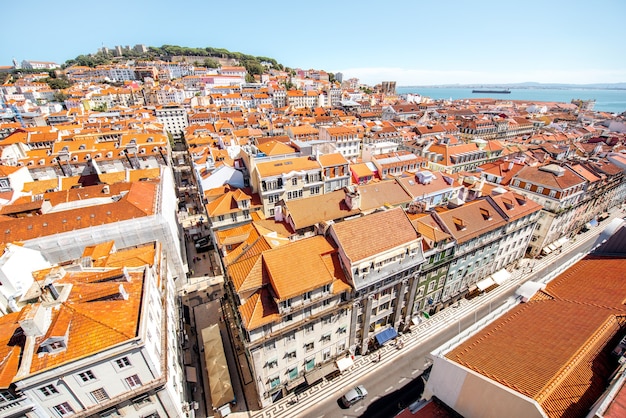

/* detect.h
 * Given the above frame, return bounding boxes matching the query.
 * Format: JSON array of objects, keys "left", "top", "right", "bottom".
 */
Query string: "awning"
[
  {"left": 491, "top": 269, "right": 511, "bottom": 285},
  {"left": 590, "top": 219, "right": 599, "bottom": 227},
  {"left": 185, "top": 366, "right": 197, "bottom": 383},
  {"left": 476, "top": 277, "right": 496, "bottom": 291},
  {"left": 542, "top": 247, "right": 552, "bottom": 255},
  {"left": 305, "top": 362, "right": 338, "bottom": 384},
  {"left": 285, "top": 376, "right": 305, "bottom": 391},
  {"left": 375, "top": 327, "right": 398, "bottom": 345},
  {"left": 201, "top": 325, "right": 235, "bottom": 408},
  {"left": 516, "top": 281, "right": 546, "bottom": 302},
  {"left": 336, "top": 356, "right": 354, "bottom": 372},
  {"left": 555, "top": 237, "right": 568, "bottom": 247},
  {"left": 547, "top": 243, "right": 557, "bottom": 251}
]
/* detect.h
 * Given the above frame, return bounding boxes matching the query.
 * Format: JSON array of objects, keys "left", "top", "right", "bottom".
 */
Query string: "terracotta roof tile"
[
  {"left": 331, "top": 207, "right": 419, "bottom": 262},
  {"left": 238, "top": 289, "right": 281, "bottom": 330},
  {"left": 284, "top": 189, "right": 360, "bottom": 230},
  {"left": 446, "top": 255, "right": 626, "bottom": 418}
]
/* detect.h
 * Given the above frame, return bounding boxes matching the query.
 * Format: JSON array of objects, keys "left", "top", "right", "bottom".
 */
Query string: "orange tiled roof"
[
  {"left": 0, "top": 181, "right": 158, "bottom": 245},
  {"left": 256, "top": 156, "right": 321, "bottom": 177},
  {"left": 285, "top": 189, "right": 360, "bottom": 230},
  {"left": 331, "top": 207, "right": 419, "bottom": 262},
  {"left": 446, "top": 255, "right": 626, "bottom": 418},
  {"left": 238, "top": 288, "right": 281, "bottom": 330},
  {"left": 318, "top": 153, "right": 348, "bottom": 167},
  {"left": 263, "top": 235, "right": 345, "bottom": 301}
]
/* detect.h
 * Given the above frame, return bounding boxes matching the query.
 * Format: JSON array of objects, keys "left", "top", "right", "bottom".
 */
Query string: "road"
[{"left": 302, "top": 217, "right": 612, "bottom": 418}]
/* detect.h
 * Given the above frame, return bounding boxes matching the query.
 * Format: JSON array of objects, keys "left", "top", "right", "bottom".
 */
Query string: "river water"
[{"left": 396, "top": 86, "right": 626, "bottom": 114}]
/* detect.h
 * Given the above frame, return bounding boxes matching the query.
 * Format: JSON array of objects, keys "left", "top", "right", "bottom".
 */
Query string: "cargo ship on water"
[{"left": 472, "top": 89, "right": 511, "bottom": 94}]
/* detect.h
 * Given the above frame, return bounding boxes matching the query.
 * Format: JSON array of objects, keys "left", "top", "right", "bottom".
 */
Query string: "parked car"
[
  {"left": 194, "top": 237, "right": 213, "bottom": 252},
  {"left": 340, "top": 385, "right": 368, "bottom": 407}
]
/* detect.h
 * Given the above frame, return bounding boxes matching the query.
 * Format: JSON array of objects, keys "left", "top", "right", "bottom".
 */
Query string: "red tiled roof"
[{"left": 446, "top": 255, "right": 626, "bottom": 418}]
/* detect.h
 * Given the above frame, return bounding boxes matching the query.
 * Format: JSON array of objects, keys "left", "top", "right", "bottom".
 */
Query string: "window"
[
  {"left": 286, "top": 332, "right": 296, "bottom": 342},
  {"left": 303, "top": 291, "right": 312, "bottom": 301},
  {"left": 269, "top": 375, "right": 280, "bottom": 389},
  {"left": 287, "top": 350, "right": 297, "bottom": 360},
  {"left": 536, "top": 186, "right": 544, "bottom": 194},
  {"left": 0, "top": 390, "right": 15, "bottom": 402},
  {"left": 39, "top": 384, "right": 59, "bottom": 397},
  {"left": 78, "top": 370, "right": 96, "bottom": 382},
  {"left": 288, "top": 367, "right": 298, "bottom": 380},
  {"left": 305, "top": 358, "right": 315, "bottom": 371},
  {"left": 305, "top": 342, "right": 315, "bottom": 352},
  {"left": 100, "top": 408, "right": 122, "bottom": 418},
  {"left": 292, "top": 178, "right": 297, "bottom": 186},
  {"left": 267, "top": 359, "right": 278, "bottom": 369},
  {"left": 48, "top": 341, "right": 65, "bottom": 351},
  {"left": 337, "top": 326, "right": 347, "bottom": 334},
  {"left": 54, "top": 402, "right": 74, "bottom": 416},
  {"left": 265, "top": 341, "right": 276, "bottom": 351},
  {"left": 321, "top": 333, "right": 331, "bottom": 343},
  {"left": 91, "top": 388, "right": 109, "bottom": 403},
  {"left": 126, "top": 374, "right": 142, "bottom": 388},
  {"left": 116, "top": 357, "right": 131, "bottom": 369},
  {"left": 305, "top": 323, "right": 314, "bottom": 334}
]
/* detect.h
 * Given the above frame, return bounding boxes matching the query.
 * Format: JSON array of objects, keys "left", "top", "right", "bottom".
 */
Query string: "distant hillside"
[
  {"left": 401, "top": 82, "right": 626, "bottom": 90},
  {"left": 62, "top": 45, "right": 286, "bottom": 79}
]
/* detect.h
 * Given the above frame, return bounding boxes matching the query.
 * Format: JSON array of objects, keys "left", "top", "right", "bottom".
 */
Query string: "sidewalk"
[{"left": 244, "top": 208, "right": 625, "bottom": 418}]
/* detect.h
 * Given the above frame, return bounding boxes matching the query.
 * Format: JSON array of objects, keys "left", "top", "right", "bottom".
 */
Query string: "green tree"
[
  {"left": 53, "top": 91, "right": 68, "bottom": 102},
  {"left": 46, "top": 77, "right": 71, "bottom": 90},
  {"left": 203, "top": 58, "right": 219, "bottom": 68}
]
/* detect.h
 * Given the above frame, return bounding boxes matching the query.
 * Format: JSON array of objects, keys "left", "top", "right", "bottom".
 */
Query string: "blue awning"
[
  {"left": 589, "top": 219, "right": 599, "bottom": 227},
  {"left": 375, "top": 328, "right": 398, "bottom": 345}
]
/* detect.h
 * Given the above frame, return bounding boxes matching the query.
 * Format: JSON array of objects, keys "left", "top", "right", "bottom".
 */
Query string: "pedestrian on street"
[{"left": 377, "top": 352, "right": 381, "bottom": 362}]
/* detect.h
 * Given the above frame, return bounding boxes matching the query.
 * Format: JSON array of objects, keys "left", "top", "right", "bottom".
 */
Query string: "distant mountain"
[{"left": 400, "top": 82, "right": 626, "bottom": 90}]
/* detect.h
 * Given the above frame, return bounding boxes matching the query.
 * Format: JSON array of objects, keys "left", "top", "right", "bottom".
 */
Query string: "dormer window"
[
  {"left": 453, "top": 217, "right": 467, "bottom": 231},
  {"left": 40, "top": 338, "right": 67, "bottom": 354},
  {"left": 480, "top": 208, "right": 492, "bottom": 221}
]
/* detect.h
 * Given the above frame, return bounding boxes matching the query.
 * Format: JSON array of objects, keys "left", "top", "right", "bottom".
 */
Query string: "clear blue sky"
[{"left": 2, "top": 0, "right": 625, "bottom": 86}]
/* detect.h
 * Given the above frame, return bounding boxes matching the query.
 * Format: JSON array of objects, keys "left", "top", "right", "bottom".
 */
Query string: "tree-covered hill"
[{"left": 62, "top": 45, "right": 284, "bottom": 78}]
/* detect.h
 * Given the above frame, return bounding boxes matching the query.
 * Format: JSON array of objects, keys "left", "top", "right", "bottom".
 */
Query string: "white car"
[{"left": 340, "top": 385, "right": 368, "bottom": 407}]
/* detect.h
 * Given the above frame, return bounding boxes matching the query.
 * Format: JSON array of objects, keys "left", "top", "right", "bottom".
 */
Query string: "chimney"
[
  {"left": 18, "top": 303, "right": 49, "bottom": 337},
  {"left": 344, "top": 186, "right": 361, "bottom": 210}
]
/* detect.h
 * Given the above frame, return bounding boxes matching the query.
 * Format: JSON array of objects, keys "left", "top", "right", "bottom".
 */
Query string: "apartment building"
[
  {"left": 285, "top": 90, "right": 319, "bottom": 109},
  {"left": 510, "top": 164, "right": 586, "bottom": 256},
  {"left": 154, "top": 105, "right": 188, "bottom": 138},
  {"left": 0, "top": 174, "right": 186, "bottom": 286},
  {"left": 0, "top": 241, "right": 189, "bottom": 418},
  {"left": 205, "top": 187, "right": 262, "bottom": 230},
  {"left": 424, "top": 139, "right": 505, "bottom": 174},
  {"left": 434, "top": 192, "right": 541, "bottom": 304},
  {"left": 328, "top": 208, "right": 425, "bottom": 355},
  {"left": 318, "top": 153, "right": 350, "bottom": 193},
  {"left": 222, "top": 233, "right": 352, "bottom": 407},
  {"left": 317, "top": 125, "right": 363, "bottom": 160},
  {"left": 252, "top": 155, "right": 324, "bottom": 217},
  {"left": 371, "top": 151, "right": 427, "bottom": 180}
]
